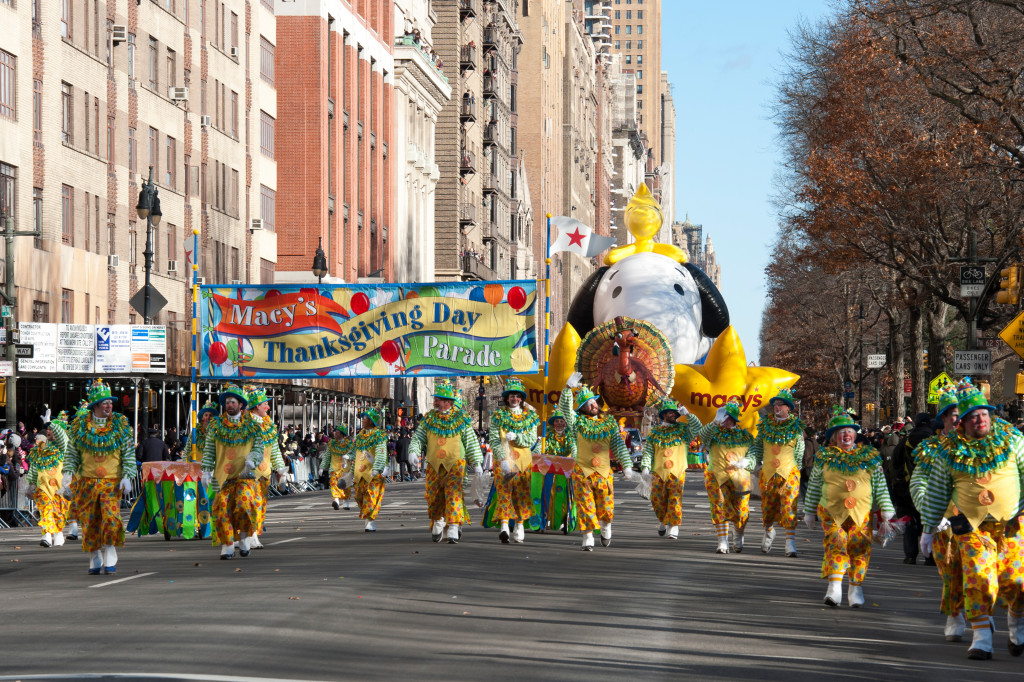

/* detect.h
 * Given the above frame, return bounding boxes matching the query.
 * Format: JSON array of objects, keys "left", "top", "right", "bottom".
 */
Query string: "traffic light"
[{"left": 996, "top": 265, "right": 1022, "bottom": 305}]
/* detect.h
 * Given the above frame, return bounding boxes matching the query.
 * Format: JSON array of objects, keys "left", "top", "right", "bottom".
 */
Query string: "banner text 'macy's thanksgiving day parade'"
[{"left": 199, "top": 282, "right": 538, "bottom": 379}]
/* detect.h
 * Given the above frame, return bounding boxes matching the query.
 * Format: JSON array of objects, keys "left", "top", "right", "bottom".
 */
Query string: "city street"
[{"left": 1, "top": 477, "right": 1020, "bottom": 681}]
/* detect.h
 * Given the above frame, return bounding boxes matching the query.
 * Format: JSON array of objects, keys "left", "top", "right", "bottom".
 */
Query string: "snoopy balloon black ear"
[
  {"left": 685, "top": 263, "right": 729, "bottom": 338},
  {"left": 566, "top": 266, "right": 608, "bottom": 339}
]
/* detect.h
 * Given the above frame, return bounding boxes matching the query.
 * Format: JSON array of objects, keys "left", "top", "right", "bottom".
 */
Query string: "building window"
[
  {"left": 107, "top": 117, "right": 115, "bottom": 171},
  {"left": 84, "top": 90, "right": 90, "bottom": 150},
  {"left": 260, "top": 111, "right": 274, "bottom": 158},
  {"left": 33, "top": 187, "right": 42, "bottom": 249},
  {"left": 61, "top": 0, "right": 71, "bottom": 38},
  {"left": 32, "top": 79, "right": 41, "bottom": 142},
  {"left": 0, "top": 50, "right": 14, "bottom": 120},
  {"left": 637, "top": 10, "right": 643, "bottom": 19},
  {"left": 614, "top": 41, "right": 619, "bottom": 49},
  {"left": 637, "top": 70, "right": 642, "bottom": 80},
  {"left": 637, "top": 99, "right": 643, "bottom": 109},
  {"left": 0, "top": 162, "right": 14, "bottom": 224},
  {"left": 230, "top": 90, "right": 238, "bottom": 138},
  {"left": 230, "top": 169, "right": 239, "bottom": 215},
  {"left": 167, "top": 223, "right": 176, "bottom": 269},
  {"left": 61, "top": 184, "right": 73, "bottom": 245},
  {"left": 260, "top": 185, "right": 275, "bottom": 231},
  {"left": 626, "top": 25, "right": 631, "bottom": 34},
  {"left": 637, "top": 25, "right": 643, "bottom": 34},
  {"left": 61, "top": 82, "right": 73, "bottom": 144},
  {"left": 626, "top": 10, "right": 631, "bottom": 18},
  {"left": 637, "top": 84, "right": 642, "bottom": 94},
  {"left": 149, "top": 127, "right": 159, "bottom": 179},
  {"left": 260, "top": 37, "right": 274, "bottom": 85},
  {"left": 166, "top": 136, "right": 176, "bottom": 187},
  {"left": 260, "top": 258, "right": 274, "bottom": 284},
  {"left": 231, "top": 12, "right": 238, "bottom": 52},
  {"left": 94, "top": 194, "right": 100, "bottom": 254},
  {"left": 625, "top": 41, "right": 631, "bottom": 49},
  {"left": 615, "top": 10, "right": 619, "bottom": 18},
  {"left": 614, "top": 25, "right": 619, "bottom": 35},
  {"left": 129, "top": 127, "right": 137, "bottom": 174},
  {"left": 32, "top": 300, "right": 48, "bottom": 322},
  {"left": 61, "top": 289, "right": 73, "bottom": 323},
  {"left": 149, "top": 36, "right": 159, "bottom": 90},
  {"left": 108, "top": 218, "right": 115, "bottom": 255},
  {"left": 625, "top": 55, "right": 631, "bottom": 64},
  {"left": 231, "top": 246, "right": 239, "bottom": 281},
  {"left": 167, "top": 48, "right": 176, "bottom": 88},
  {"left": 637, "top": 40, "right": 643, "bottom": 49},
  {"left": 637, "top": 55, "right": 643, "bottom": 64},
  {"left": 127, "top": 34, "right": 136, "bottom": 85},
  {"left": 128, "top": 225, "right": 136, "bottom": 265}
]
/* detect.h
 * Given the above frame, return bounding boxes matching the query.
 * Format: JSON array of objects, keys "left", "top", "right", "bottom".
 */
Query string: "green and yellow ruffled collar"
[
  {"left": 545, "top": 430, "right": 572, "bottom": 455},
  {"left": 354, "top": 427, "right": 387, "bottom": 450},
  {"left": 327, "top": 438, "right": 351, "bottom": 456},
  {"left": 757, "top": 415, "right": 804, "bottom": 445},
  {"left": 210, "top": 412, "right": 262, "bottom": 446},
  {"left": 708, "top": 425, "right": 753, "bottom": 448},
  {"left": 947, "top": 424, "right": 1013, "bottom": 477},
  {"left": 252, "top": 413, "right": 278, "bottom": 444},
  {"left": 911, "top": 434, "right": 948, "bottom": 474},
  {"left": 423, "top": 408, "right": 472, "bottom": 438},
  {"left": 70, "top": 412, "right": 131, "bottom": 454},
  {"left": 491, "top": 407, "right": 539, "bottom": 434},
  {"left": 647, "top": 421, "right": 691, "bottom": 449},
  {"left": 818, "top": 444, "right": 880, "bottom": 473},
  {"left": 31, "top": 441, "right": 65, "bottom": 470},
  {"left": 574, "top": 413, "right": 619, "bottom": 442}
]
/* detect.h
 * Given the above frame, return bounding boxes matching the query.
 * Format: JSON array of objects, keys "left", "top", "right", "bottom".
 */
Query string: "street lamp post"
[
  {"left": 857, "top": 304, "right": 865, "bottom": 420},
  {"left": 135, "top": 167, "right": 162, "bottom": 440},
  {"left": 311, "top": 237, "right": 328, "bottom": 284}
]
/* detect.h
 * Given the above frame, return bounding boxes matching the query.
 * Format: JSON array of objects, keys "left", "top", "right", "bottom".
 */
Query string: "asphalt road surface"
[{"left": 1, "top": 476, "right": 1021, "bottom": 681}]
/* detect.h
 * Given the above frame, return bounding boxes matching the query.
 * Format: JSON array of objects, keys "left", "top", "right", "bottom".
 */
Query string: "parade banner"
[{"left": 198, "top": 282, "right": 539, "bottom": 379}]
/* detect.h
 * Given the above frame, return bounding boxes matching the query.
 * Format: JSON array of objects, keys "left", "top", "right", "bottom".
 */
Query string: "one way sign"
[{"left": 14, "top": 344, "right": 33, "bottom": 358}]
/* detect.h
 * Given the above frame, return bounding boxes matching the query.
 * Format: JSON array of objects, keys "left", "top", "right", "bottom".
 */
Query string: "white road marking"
[
  {"left": 88, "top": 572, "right": 157, "bottom": 588},
  {"left": 267, "top": 537, "right": 305, "bottom": 546}
]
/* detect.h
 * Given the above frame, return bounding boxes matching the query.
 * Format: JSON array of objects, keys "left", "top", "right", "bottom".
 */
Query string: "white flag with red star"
[{"left": 549, "top": 217, "right": 618, "bottom": 258}]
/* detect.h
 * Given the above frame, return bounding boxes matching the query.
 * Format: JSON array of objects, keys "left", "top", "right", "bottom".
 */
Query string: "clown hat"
[
  {"left": 432, "top": 379, "right": 459, "bottom": 401},
  {"left": 218, "top": 382, "right": 248, "bottom": 409},
  {"left": 769, "top": 388, "right": 795, "bottom": 410},
  {"left": 723, "top": 401, "right": 742, "bottom": 423},
  {"left": 936, "top": 384, "right": 959, "bottom": 418},
  {"left": 87, "top": 379, "right": 114, "bottom": 409},
  {"left": 956, "top": 377, "right": 994, "bottom": 419},
  {"left": 502, "top": 377, "right": 528, "bottom": 401},
  {"left": 574, "top": 386, "right": 600, "bottom": 412},
  {"left": 658, "top": 398, "right": 682, "bottom": 420},
  {"left": 332, "top": 423, "right": 349, "bottom": 436},
  {"left": 197, "top": 399, "right": 219, "bottom": 420},
  {"left": 244, "top": 384, "right": 269, "bottom": 408},
  {"left": 359, "top": 407, "right": 382, "bottom": 427},
  {"left": 547, "top": 410, "right": 568, "bottom": 426},
  {"left": 824, "top": 405, "right": 860, "bottom": 442}
]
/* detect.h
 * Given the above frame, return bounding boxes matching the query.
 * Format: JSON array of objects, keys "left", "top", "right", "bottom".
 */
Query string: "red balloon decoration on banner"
[
  {"left": 208, "top": 341, "right": 228, "bottom": 365},
  {"left": 351, "top": 292, "right": 371, "bottom": 315},
  {"left": 380, "top": 339, "right": 401, "bottom": 364},
  {"left": 507, "top": 286, "right": 527, "bottom": 310}
]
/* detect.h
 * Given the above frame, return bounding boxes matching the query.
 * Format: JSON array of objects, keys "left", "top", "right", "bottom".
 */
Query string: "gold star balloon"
[{"left": 671, "top": 326, "right": 799, "bottom": 433}]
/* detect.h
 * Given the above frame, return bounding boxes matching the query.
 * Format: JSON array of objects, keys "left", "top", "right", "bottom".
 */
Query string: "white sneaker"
[
  {"left": 250, "top": 533, "right": 264, "bottom": 549},
  {"left": 968, "top": 618, "right": 994, "bottom": 659},
  {"left": 824, "top": 579, "right": 842, "bottom": 607},
  {"left": 88, "top": 550, "right": 103, "bottom": 574},
  {"left": 657, "top": 523, "right": 667, "bottom": 537},
  {"left": 599, "top": 521, "right": 612, "bottom": 547},
  {"left": 67, "top": 521, "right": 80, "bottom": 540},
  {"left": 732, "top": 529, "right": 744, "bottom": 553},
  {"left": 103, "top": 545, "right": 118, "bottom": 571},
  {"left": 848, "top": 584, "right": 864, "bottom": 608},
  {"left": 945, "top": 613, "right": 966, "bottom": 642},
  {"left": 332, "top": 498, "right": 340, "bottom": 510},
  {"left": 364, "top": 520, "right": 376, "bottom": 532},
  {"left": 446, "top": 524, "right": 460, "bottom": 544},
  {"left": 512, "top": 524, "right": 524, "bottom": 543},
  {"left": 581, "top": 532, "right": 595, "bottom": 551},
  {"left": 219, "top": 543, "right": 235, "bottom": 560},
  {"left": 499, "top": 522, "right": 510, "bottom": 544},
  {"left": 667, "top": 525, "right": 679, "bottom": 539},
  {"left": 761, "top": 527, "right": 776, "bottom": 554},
  {"left": 343, "top": 500, "right": 351, "bottom": 510},
  {"left": 40, "top": 532, "right": 52, "bottom": 548},
  {"left": 785, "top": 537, "right": 798, "bottom": 557},
  {"left": 431, "top": 520, "right": 445, "bottom": 542},
  {"left": 239, "top": 534, "right": 252, "bottom": 557},
  {"left": 53, "top": 531, "right": 65, "bottom": 547},
  {"left": 716, "top": 536, "right": 730, "bottom": 554}
]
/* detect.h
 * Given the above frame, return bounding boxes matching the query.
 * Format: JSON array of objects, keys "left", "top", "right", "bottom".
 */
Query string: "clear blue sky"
[{"left": 662, "top": 1, "right": 834, "bottom": 362}]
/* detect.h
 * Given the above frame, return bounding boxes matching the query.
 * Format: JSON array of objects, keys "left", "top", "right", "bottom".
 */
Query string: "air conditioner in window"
[
  {"left": 112, "top": 25, "right": 128, "bottom": 45},
  {"left": 229, "top": 46, "right": 239, "bottom": 58},
  {"left": 200, "top": 115, "right": 211, "bottom": 127},
  {"left": 168, "top": 260, "right": 179, "bottom": 273},
  {"left": 231, "top": 279, "right": 243, "bottom": 285},
  {"left": 169, "top": 86, "right": 189, "bottom": 101},
  {"left": 250, "top": 218, "right": 263, "bottom": 232},
  {"left": 107, "top": 254, "right": 119, "bottom": 268},
  {"left": 195, "top": 276, "right": 206, "bottom": 286}
]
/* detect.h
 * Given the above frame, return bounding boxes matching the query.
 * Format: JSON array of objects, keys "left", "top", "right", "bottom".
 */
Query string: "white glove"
[
  {"left": 201, "top": 470, "right": 213, "bottom": 487},
  {"left": 678, "top": 404, "right": 690, "bottom": 416},
  {"left": 500, "top": 459, "right": 513, "bottom": 476},
  {"left": 62, "top": 473, "right": 72, "bottom": 489},
  {"left": 242, "top": 459, "right": 256, "bottom": 477},
  {"left": 732, "top": 457, "right": 752, "bottom": 471},
  {"left": 883, "top": 511, "right": 895, "bottom": 522},
  {"left": 713, "top": 407, "right": 726, "bottom": 425},
  {"left": 276, "top": 468, "right": 289, "bottom": 482},
  {"left": 473, "top": 464, "right": 483, "bottom": 477},
  {"left": 505, "top": 432, "right": 517, "bottom": 443},
  {"left": 25, "top": 484, "right": 35, "bottom": 496},
  {"left": 622, "top": 468, "right": 640, "bottom": 482},
  {"left": 920, "top": 532, "right": 934, "bottom": 557},
  {"left": 937, "top": 517, "right": 951, "bottom": 532},
  {"left": 804, "top": 513, "right": 816, "bottom": 530},
  {"left": 566, "top": 371, "right": 583, "bottom": 389},
  {"left": 119, "top": 477, "right": 133, "bottom": 495},
  {"left": 641, "top": 467, "right": 650, "bottom": 475},
  {"left": 409, "top": 454, "right": 420, "bottom": 469}
]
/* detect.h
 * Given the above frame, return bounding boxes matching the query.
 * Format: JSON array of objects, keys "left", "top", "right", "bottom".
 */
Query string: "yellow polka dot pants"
[
  {"left": 571, "top": 468, "right": 614, "bottom": 533},
  {"left": 650, "top": 473, "right": 684, "bottom": 526},
  {"left": 354, "top": 475, "right": 385, "bottom": 521},
  {"left": 817, "top": 505, "right": 872, "bottom": 584},
  {"left": 703, "top": 470, "right": 749, "bottom": 533},
  {"left": 75, "top": 478, "right": 124, "bottom": 552},
  {"left": 424, "top": 461, "right": 470, "bottom": 525},
  {"left": 759, "top": 469, "right": 800, "bottom": 530}
]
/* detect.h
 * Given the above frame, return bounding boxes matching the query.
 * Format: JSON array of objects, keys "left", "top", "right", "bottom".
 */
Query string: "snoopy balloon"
[{"left": 566, "top": 184, "right": 729, "bottom": 364}]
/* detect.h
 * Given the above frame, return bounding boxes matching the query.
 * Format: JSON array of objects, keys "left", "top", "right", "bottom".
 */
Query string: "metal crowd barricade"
[{"left": 0, "top": 473, "right": 38, "bottom": 528}]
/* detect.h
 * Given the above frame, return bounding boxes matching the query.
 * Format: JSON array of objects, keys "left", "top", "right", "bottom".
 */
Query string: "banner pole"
[
  {"left": 542, "top": 213, "right": 553, "bottom": 448},
  {"left": 189, "top": 227, "right": 199, "bottom": 462}
]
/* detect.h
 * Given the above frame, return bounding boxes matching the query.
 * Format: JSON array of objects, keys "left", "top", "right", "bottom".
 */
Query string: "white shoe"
[
  {"left": 40, "top": 532, "right": 52, "bottom": 548},
  {"left": 581, "top": 532, "right": 594, "bottom": 551},
  {"left": 715, "top": 523, "right": 729, "bottom": 553},
  {"left": 667, "top": 525, "right": 679, "bottom": 539},
  {"left": 761, "top": 527, "right": 776, "bottom": 554},
  {"left": 848, "top": 584, "right": 864, "bottom": 608},
  {"left": 824, "top": 578, "right": 842, "bottom": 607},
  {"left": 599, "top": 521, "right": 612, "bottom": 547},
  {"left": 67, "top": 521, "right": 79, "bottom": 540},
  {"left": 1008, "top": 611, "right": 1024, "bottom": 655},
  {"left": 53, "top": 531, "right": 65, "bottom": 547},
  {"left": 364, "top": 520, "right": 376, "bottom": 532},
  {"left": 102, "top": 545, "right": 118, "bottom": 571},
  {"left": 250, "top": 533, "right": 263, "bottom": 549},
  {"left": 332, "top": 498, "right": 340, "bottom": 510},
  {"left": 967, "top": 618, "right": 994, "bottom": 659},
  {"left": 785, "top": 537, "right": 798, "bottom": 557},
  {"left": 431, "top": 520, "right": 445, "bottom": 542},
  {"left": 945, "top": 613, "right": 966, "bottom": 642},
  {"left": 657, "top": 523, "right": 667, "bottom": 537},
  {"left": 88, "top": 550, "right": 103, "bottom": 574},
  {"left": 499, "top": 521, "right": 510, "bottom": 544},
  {"left": 219, "top": 543, "right": 235, "bottom": 560},
  {"left": 446, "top": 524, "right": 460, "bottom": 544},
  {"left": 239, "top": 534, "right": 252, "bottom": 557},
  {"left": 512, "top": 524, "right": 524, "bottom": 543},
  {"left": 732, "top": 530, "right": 744, "bottom": 553},
  {"left": 343, "top": 500, "right": 351, "bottom": 510}
]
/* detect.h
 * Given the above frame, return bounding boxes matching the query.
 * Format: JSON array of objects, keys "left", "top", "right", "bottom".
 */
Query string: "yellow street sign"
[
  {"left": 998, "top": 309, "right": 1024, "bottom": 360},
  {"left": 927, "top": 372, "right": 953, "bottom": 405}
]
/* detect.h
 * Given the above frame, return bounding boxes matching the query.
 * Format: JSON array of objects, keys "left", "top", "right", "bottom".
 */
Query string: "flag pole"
[
  {"left": 189, "top": 226, "right": 199, "bottom": 463},
  {"left": 542, "top": 213, "right": 553, "bottom": 448}
]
